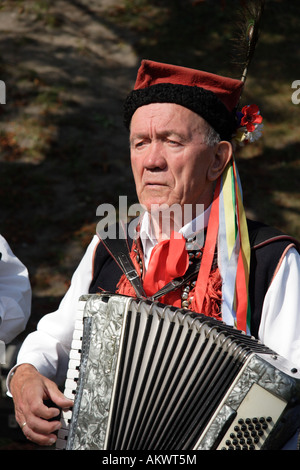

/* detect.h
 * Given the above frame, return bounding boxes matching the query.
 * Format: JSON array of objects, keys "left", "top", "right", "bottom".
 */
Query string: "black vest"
[{"left": 89, "top": 219, "right": 299, "bottom": 339}]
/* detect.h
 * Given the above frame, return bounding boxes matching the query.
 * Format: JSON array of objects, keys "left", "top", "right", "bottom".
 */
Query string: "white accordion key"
[
  {"left": 56, "top": 428, "right": 70, "bottom": 449},
  {"left": 63, "top": 388, "right": 76, "bottom": 401},
  {"left": 56, "top": 410, "right": 74, "bottom": 449},
  {"left": 60, "top": 409, "right": 73, "bottom": 429},
  {"left": 64, "top": 378, "right": 78, "bottom": 394},
  {"left": 72, "top": 328, "right": 83, "bottom": 340},
  {"left": 67, "top": 358, "right": 81, "bottom": 372},
  {"left": 67, "top": 367, "right": 80, "bottom": 380},
  {"left": 56, "top": 298, "right": 86, "bottom": 449}
]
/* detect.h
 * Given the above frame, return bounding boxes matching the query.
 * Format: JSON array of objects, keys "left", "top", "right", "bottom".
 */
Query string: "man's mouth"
[{"left": 145, "top": 181, "right": 167, "bottom": 187}]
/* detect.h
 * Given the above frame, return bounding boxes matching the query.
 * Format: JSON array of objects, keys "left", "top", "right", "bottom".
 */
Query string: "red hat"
[
  {"left": 134, "top": 60, "right": 243, "bottom": 112},
  {"left": 124, "top": 60, "right": 244, "bottom": 140}
]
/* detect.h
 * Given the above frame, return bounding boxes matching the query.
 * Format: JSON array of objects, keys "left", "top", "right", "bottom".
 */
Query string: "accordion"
[{"left": 56, "top": 293, "right": 300, "bottom": 450}]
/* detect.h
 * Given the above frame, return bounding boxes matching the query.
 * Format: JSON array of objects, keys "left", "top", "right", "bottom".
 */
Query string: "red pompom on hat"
[{"left": 124, "top": 60, "right": 244, "bottom": 140}]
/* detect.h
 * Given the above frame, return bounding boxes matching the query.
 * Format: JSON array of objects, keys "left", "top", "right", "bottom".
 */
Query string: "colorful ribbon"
[{"left": 195, "top": 157, "right": 251, "bottom": 333}]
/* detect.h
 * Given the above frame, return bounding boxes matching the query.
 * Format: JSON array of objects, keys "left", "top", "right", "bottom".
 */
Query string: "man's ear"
[{"left": 207, "top": 141, "right": 233, "bottom": 182}]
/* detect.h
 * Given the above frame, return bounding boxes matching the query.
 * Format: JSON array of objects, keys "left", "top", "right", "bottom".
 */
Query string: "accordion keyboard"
[
  {"left": 56, "top": 298, "right": 86, "bottom": 450},
  {"left": 216, "top": 383, "right": 287, "bottom": 450}
]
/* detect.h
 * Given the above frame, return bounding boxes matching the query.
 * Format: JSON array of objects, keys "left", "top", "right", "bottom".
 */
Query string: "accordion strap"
[
  {"left": 98, "top": 223, "right": 218, "bottom": 301},
  {"left": 151, "top": 257, "right": 200, "bottom": 300},
  {"left": 97, "top": 223, "right": 147, "bottom": 299}
]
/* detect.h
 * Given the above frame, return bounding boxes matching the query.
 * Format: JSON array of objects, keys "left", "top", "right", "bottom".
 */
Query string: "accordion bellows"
[{"left": 57, "top": 294, "right": 300, "bottom": 450}]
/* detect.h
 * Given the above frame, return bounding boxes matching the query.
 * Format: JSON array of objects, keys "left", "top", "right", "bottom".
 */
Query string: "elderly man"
[{"left": 8, "top": 60, "right": 300, "bottom": 447}]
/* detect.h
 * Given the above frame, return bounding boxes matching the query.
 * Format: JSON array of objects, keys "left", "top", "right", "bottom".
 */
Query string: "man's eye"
[
  {"left": 133, "top": 139, "right": 149, "bottom": 149},
  {"left": 135, "top": 141, "right": 145, "bottom": 148},
  {"left": 167, "top": 139, "right": 181, "bottom": 147},
  {"left": 131, "top": 141, "right": 143, "bottom": 149}
]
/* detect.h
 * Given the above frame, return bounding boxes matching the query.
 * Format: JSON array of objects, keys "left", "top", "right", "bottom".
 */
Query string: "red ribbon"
[{"left": 193, "top": 177, "right": 221, "bottom": 314}]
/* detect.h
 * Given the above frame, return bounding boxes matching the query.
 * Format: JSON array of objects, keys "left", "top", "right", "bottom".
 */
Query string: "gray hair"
[{"left": 203, "top": 122, "right": 221, "bottom": 147}]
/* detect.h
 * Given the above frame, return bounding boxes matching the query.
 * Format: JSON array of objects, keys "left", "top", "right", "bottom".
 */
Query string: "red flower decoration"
[{"left": 240, "top": 104, "right": 263, "bottom": 132}]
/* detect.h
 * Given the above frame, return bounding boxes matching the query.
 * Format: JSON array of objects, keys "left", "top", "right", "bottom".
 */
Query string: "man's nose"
[{"left": 144, "top": 142, "right": 167, "bottom": 170}]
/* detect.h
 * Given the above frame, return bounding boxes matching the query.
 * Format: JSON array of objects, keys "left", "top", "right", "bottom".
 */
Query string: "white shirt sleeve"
[
  {"left": 13, "top": 235, "right": 100, "bottom": 385},
  {"left": 0, "top": 235, "right": 32, "bottom": 344},
  {"left": 259, "top": 246, "right": 300, "bottom": 450},
  {"left": 259, "top": 246, "right": 300, "bottom": 368}
]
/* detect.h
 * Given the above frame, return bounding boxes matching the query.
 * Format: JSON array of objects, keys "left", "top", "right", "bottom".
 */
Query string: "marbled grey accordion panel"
[{"left": 66, "top": 294, "right": 131, "bottom": 450}]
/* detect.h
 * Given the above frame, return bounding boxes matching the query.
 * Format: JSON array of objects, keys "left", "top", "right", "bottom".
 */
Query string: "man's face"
[{"left": 130, "top": 102, "right": 222, "bottom": 214}]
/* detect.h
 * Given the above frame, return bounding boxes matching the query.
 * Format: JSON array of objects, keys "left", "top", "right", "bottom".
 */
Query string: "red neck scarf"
[
  {"left": 143, "top": 231, "right": 189, "bottom": 297},
  {"left": 115, "top": 228, "right": 222, "bottom": 319}
]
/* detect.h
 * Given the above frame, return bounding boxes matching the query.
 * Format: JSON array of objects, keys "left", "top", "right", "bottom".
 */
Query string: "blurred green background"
[{"left": 0, "top": 0, "right": 299, "bottom": 449}]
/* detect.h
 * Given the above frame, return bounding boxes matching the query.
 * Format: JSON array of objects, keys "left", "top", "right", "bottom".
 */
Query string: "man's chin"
[{"left": 142, "top": 199, "right": 175, "bottom": 213}]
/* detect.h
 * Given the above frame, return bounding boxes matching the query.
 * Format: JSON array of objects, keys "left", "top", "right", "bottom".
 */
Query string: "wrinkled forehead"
[{"left": 130, "top": 102, "right": 209, "bottom": 136}]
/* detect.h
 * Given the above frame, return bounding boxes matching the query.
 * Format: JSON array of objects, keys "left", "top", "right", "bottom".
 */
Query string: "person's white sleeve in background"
[
  {"left": 11, "top": 235, "right": 99, "bottom": 386},
  {"left": 0, "top": 234, "right": 32, "bottom": 344},
  {"left": 259, "top": 247, "right": 300, "bottom": 368},
  {"left": 259, "top": 246, "right": 300, "bottom": 450}
]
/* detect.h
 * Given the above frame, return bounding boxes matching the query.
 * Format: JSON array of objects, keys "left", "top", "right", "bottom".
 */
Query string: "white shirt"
[
  {"left": 10, "top": 217, "right": 300, "bottom": 387},
  {"left": 0, "top": 234, "right": 31, "bottom": 344}
]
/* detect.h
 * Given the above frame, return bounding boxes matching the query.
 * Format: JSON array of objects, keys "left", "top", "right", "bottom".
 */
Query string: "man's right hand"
[{"left": 10, "top": 363, "right": 73, "bottom": 446}]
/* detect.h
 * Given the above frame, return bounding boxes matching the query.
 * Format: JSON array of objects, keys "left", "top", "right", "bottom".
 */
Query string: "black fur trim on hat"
[{"left": 123, "top": 83, "right": 237, "bottom": 141}]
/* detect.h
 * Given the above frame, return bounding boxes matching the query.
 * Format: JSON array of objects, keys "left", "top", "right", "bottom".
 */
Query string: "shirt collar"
[{"left": 138, "top": 205, "right": 211, "bottom": 269}]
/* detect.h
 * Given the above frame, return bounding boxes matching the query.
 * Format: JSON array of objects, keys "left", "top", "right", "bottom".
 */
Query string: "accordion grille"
[{"left": 104, "top": 299, "right": 268, "bottom": 450}]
